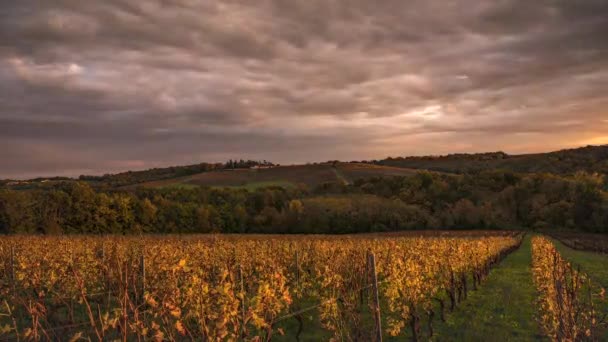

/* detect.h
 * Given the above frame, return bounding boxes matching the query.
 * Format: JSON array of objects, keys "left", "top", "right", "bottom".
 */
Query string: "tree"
[
  {"left": 233, "top": 205, "right": 248, "bottom": 233},
  {"left": 254, "top": 206, "right": 282, "bottom": 233},
  {"left": 0, "top": 190, "right": 37, "bottom": 233},
  {"left": 38, "top": 190, "right": 70, "bottom": 235},
  {"left": 451, "top": 199, "right": 482, "bottom": 229},
  {"left": 65, "top": 182, "right": 97, "bottom": 233},
  {"left": 136, "top": 198, "right": 158, "bottom": 232},
  {"left": 195, "top": 206, "right": 211, "bottom": 233}
]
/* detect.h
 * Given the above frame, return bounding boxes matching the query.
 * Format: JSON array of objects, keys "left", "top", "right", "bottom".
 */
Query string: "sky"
[{"left": 1, "top": 1, "right": 607, "bottom": 179}]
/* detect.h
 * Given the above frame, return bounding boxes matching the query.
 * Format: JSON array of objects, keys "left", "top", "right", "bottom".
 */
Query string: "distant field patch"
[
  {"left": 214, "top": 180, "right": 296, "bottom": 190},
  {"left": 337, "top": 163, "right": 420, "bottom": 179},
  {"left": 157, "top": 182, "right": 201, "bottom": 190},
  {"left": 126, "top": 163, "right": 423, "bottom": 190}
]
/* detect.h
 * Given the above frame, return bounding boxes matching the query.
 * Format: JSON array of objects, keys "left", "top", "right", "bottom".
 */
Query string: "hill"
[
  {"left": 378, "top": 145, "right": 608, "bottom": 175},
  {"left": 4, "top": 145, "right": 606, "bottom": 191},
  {"left": 123, "top": 162, "right": 420, "bottom": 190}
]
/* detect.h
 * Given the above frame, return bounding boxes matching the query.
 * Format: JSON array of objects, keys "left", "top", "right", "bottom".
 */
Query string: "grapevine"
[
  {"left": 0, "top": 232, "right": 522, "bottom": 341},
  {"left": 531, "top": 236, "right": 607, "bottom": 341}
]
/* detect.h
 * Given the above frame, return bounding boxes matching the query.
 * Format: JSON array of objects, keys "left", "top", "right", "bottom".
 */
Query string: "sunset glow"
[{"left": 0, "top": 1, "right": 607, "bottom": 178}]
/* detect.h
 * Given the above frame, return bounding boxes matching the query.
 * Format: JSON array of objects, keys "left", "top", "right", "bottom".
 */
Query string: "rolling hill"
[
  {"left": 378, "top": 145, "right": 608, "bottom": 175},
  {"left": 5, "top": 145, "right": 606, "bottom": 191},
  {"left": 122, "top": 162, "right": 421, "bottom": 190}
]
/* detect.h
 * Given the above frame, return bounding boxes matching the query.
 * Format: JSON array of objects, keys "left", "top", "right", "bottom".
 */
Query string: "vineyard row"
[{"left": 10, "top": 232, "right": 601, "bottom": 341}]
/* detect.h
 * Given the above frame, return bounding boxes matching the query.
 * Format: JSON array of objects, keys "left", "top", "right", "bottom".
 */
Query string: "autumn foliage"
[
  {"left": 0, "top": 232, "right": 523, "bottom": 341},
  {"left": 531, "top": 236, "right": 607, "bottom": 341}
]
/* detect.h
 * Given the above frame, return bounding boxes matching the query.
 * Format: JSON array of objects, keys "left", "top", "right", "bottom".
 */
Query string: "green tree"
[{"left": 136, "top": 198, "right": 158, "bottom": 232}]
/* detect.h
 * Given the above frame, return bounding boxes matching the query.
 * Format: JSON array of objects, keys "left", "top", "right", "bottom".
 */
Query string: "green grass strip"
[
  {"left": 551, "top": 238, "right": 608, "bottom": 289},
  {"left": 431, "top": 235, "right": 545, "bottom": 341},
  {"left": 551, "top": 238, "right": 608, "bottom": 340}
]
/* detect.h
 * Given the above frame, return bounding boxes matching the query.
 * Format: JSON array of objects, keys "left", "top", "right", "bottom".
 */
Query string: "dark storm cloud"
[{"left": 1, "top": 0, "right": 607, "bottom": 178}]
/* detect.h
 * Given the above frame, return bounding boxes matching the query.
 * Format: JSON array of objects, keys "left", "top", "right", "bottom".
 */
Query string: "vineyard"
[
  {"left": 544, "top": 231, "right": 608, "bottom": 254},
  {"left": 532, "top": 236, "right": 607, "bottom": 341},
  {"left": 0, "top": 231, "right": 519, "bottom": 341},
  {"left": 0, "top": 232, "right": 606, "bottom": 341}
]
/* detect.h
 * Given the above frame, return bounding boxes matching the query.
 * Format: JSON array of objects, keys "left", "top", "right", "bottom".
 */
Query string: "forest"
[{"left": 1, "top": 169, "right": 606, "bottom": 235}]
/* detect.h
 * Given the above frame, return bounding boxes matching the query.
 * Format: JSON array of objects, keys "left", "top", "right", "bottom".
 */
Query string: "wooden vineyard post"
[
  {"left": 101, "top": 243, "right": 112, "bottom": 309},
  {"left": 99, "top": 243, "right": 106, "bottom": 283},
  {"left": 10, "top": 245, "right": 16, "bottom": 295},
  {"left": 369, "top": 252, "right": 382, "bottom": 342},
  {"left": 67, "top": 243, "right": 75, "bottom": 316},
  {"left": 362, "top": 250, "right": 370, "bottom": 305},
  {"left": 100, "top": 243, "right": 105, "bottom": 263},
  {"left": 140, "top": 253, "right": 147, "bottom": 323},
  {"left": 70, "top": 242, "right": 75, "bottom": 265},
  {"left": 140, "top": 254, "right": 146, "bottom": 295},
  {"left": 238, "top": 264, "right": 247, "bottom": 340},
  {"left": 295, "top": 250, "right": 300, "bottom": 293}
]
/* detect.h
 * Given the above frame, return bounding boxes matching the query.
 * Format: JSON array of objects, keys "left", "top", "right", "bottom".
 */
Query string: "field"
[
  {"left": 545, "top": 231, "right": 608, "bottom": 254},
  {"left": 124, "top": 163, "right": 420, "bottom": 190},
  {"left": 1, "top": 231, "right": 607, "bottom": 341}
]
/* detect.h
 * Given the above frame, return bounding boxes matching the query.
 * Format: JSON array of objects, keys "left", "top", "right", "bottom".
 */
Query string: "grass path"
[
  {"left": 551, "top": 238, "right": 608, "bottom": 340},
  {"left": 432, "top": 235, "right": 545, "bottom": 341}
]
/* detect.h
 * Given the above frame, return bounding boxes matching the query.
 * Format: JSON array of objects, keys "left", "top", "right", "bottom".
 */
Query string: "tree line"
[
  {"left": 72, "top": 160, "right": 275, "bottom": 188},
  {"left": 0, "top": 170, "right": 606, "bottom": 235},
  {"left": 378, "top": 145, "right": 608, "bottom": 175}
]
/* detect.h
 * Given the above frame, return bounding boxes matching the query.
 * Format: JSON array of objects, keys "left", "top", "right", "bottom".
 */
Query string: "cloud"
[{"left": 0, "top": 0, "right": 607, "bottom": 177}]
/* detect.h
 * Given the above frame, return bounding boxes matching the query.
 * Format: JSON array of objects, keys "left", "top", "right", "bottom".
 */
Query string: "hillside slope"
[
  {"left": 379, "top": 145, "right": 608, "bottom": 175},
  {"left": 125, "top": 163, "right": 420, "bottom": 189}
]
